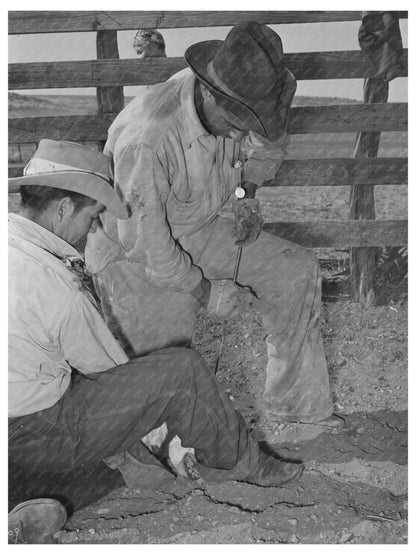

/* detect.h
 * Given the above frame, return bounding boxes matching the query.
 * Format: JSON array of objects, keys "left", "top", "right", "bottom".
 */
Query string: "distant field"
[
  {"left": 8, "top": 91, "right": 365, "bottom": 118},
  {"left": 8, "top": 92, "right": 407, "bottom": 225}
]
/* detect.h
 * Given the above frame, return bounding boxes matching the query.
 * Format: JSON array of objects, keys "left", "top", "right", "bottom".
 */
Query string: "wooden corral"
[{"left": 8, "top": 11, "right": 408, "bottom": 305}]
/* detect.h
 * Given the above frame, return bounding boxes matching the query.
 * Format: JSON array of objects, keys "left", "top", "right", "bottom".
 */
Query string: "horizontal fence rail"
[
  {"left": 8, "top": 158, "right": 408, "bottom": 187},
  {"left": 290, "top": 103, "right": 408, "bottom": 134},
  {"left": 263, "top": 220, "right": 407, "bottom": 248},
  {"left": 8, "top": 11, "right": 408, "bottom": 34},
  {"left": 8, "top": 103, "right": 408, "bottom": 144},
  {"left": 265, "top": 158, "right": 407, "bottom": 188},
  {"left": 9, "top": 50, "right": 409, "bottom": 90},
  {"left": 9, "top": 115, "right": 115, "bottom": 144}
]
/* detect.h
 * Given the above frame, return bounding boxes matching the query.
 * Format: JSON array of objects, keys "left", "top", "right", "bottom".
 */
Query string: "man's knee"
[
  {"left": 168, "top": 347, "right": 207, "bottom": 371},
  {"left": 284, "top": 243, "right": 319, "bottom": 279},
  {"left": 164, "top": 347, "right": 214, "bottom": 389},
  {"left": 276, "top": 245, "right": 319, "bottom": 285}
]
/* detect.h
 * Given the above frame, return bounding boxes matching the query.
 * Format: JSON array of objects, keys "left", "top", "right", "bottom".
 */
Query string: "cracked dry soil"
[{"left": 55, "top": 285, "right": 408, "bottom": 545}]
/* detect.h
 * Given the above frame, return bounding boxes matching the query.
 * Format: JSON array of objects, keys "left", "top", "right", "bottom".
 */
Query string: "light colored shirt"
[
  {"left": 85, "top": 74, "right": 243, "bottom": 292},
  {"left": 8, "top": 214, "right": 128, "bottom": 417}
]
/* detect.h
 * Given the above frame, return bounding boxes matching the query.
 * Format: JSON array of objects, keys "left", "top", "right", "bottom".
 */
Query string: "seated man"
[
  {"left": 8, "top": 140, "right": 303, "bottom": 516},
  {"left": 85, "top": 21, "right": 336, "bottom": 425}
]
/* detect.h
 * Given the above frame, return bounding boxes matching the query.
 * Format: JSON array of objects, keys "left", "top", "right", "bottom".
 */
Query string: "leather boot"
[
  {"left": 103, "top": 450, "right": 176, "bottom": 490},
  {"left": 8, "top": 498, "right": 67, "bottom": 544},
  {"left": 241, "top": 450, "right": 304, "bottom": 488}
]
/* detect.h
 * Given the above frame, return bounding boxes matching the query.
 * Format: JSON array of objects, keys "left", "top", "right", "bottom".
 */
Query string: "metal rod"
[{"left": 232, "top": 246, "right": 243, "bottom": 283}]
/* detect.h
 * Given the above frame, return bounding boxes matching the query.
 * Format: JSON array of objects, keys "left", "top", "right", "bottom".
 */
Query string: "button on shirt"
[
  {"left": 8, "top": 214, "right": 128, "bottom": 417},
  {"left": 85, "top": 73, "right": 243, "bottom": 292}
]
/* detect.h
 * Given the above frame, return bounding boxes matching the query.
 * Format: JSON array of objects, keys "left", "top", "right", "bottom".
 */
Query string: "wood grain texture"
[
  {"left": 9, "top": 115, "right": 115, "bottom": 143},
  {"left": 8, "top": 50, "right": 409, "bottom": 90},
  {"left": 8, "top": 103, "right": 408, "bottom": 144},
  {"left": 96, "top": 30, "right": 124, "bottom": 117},
  {"left": 9, "top": 11, "right": 407, "bottom": 34},
  {"left": 349, "top": 78, "right": 390, "bottom": 305},
  {"left": 290, "top": 103, "right": 407, "bottom": 134},
  {"left": 263, "top": 220, "right": 407, "bottom": 248},
  {"left": 8, "top": 157, "right": 408, "bottom": 187},
  {"left": 265, "top": 158, "right": 407, "bottom": 187}
]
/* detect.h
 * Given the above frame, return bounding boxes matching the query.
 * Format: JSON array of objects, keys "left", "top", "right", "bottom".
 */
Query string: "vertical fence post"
[
  {"left": 349, "top": 77, "right": 389, "bottom": 306},
  {"left": 96, "top": 30, "right": 124, "bottom": 151}
]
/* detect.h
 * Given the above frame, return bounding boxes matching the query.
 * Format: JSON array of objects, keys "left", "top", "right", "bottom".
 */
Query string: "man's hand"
[
  {"left": 206, "top": 279, "right": 255, "bottom": 321},
  {"left": 232, "top": 197, "right": 264, "bottom": 246},
  {"left": 241, "top": 69, "right": 297, "bottom": 187},
  {"left": 242, "top": 130, "right": 289, "bottom": 187}
]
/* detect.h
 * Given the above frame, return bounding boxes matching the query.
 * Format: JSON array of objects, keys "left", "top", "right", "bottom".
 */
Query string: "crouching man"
[{"left": 8, "top": 140, "right": 303, "bottom": 518}]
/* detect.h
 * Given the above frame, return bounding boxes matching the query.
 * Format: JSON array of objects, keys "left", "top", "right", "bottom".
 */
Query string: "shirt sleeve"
[
  {"left": 59, "top": 292, "right": 129, "bottom": 374},
  {"left": 114, "top": 143, "right": 203, "bottom": 292}
]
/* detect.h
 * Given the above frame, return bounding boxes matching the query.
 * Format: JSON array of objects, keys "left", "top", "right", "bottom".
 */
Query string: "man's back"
[
  {"left": 105, "top": 76, "right": 187, "bottom": 157},
  {"left": 9, "top": 214, "right": 127, "bottom": 417},
  {"left": 9, "top": 214, "right": 79, "bottom": 416}
]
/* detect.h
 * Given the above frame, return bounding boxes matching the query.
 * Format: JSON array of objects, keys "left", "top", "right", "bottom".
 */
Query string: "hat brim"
[
  {"left": 8, "top": 171, "right": 129, "bottom": 220},
  {"left": 185, "top": 41, "right": 266, "bottom": 137}
]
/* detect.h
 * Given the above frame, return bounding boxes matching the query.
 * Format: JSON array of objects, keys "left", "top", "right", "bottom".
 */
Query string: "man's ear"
[{"left": 55, "top": 197, "right": 75, "bottom": 222}]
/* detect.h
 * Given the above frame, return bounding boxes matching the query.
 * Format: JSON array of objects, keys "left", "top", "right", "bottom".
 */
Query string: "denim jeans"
[{"left": 9, "top": 347, "right": 259, "bottom": 509}]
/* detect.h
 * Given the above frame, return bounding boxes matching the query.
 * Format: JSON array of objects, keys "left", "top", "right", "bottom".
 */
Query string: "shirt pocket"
[{"left": 166, "top": 189, "right": 210, "bottom": 229}]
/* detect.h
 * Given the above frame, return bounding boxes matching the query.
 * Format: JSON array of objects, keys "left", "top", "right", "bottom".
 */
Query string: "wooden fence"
[{"left": 8, "top": 11, "right": 408, "bottom": 305}]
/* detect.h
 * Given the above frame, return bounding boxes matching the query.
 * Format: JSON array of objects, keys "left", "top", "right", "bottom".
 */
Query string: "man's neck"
[{"left": 19, "top": 208, "right": 54, "bottom": 234}]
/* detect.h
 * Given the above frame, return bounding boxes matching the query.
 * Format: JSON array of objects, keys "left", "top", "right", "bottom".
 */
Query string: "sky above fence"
[{"left": 8, "top": 17, "right": 408, "bottom": 102}]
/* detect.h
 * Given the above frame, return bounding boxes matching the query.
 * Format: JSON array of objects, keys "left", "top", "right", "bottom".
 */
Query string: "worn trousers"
[
  {"left": 93, "top": 217, "right": 333, "bottom": 423},
  {"left": 9, "top": 348, "right": 259, "bottom": 510}
]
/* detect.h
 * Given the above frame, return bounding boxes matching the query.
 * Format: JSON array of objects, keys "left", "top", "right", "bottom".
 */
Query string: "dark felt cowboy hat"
[
  {"left": 185, "top": 21, "right": 294, "bottom": 140},
  {"left": 8, "top": 139, "right": 129, "bottom": 219}
]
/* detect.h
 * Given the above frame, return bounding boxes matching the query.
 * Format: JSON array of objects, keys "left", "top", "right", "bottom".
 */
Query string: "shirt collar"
[
  {"left": 8, "top": 213, "right": 82, "bottom": 260},
  {"left": 179, "top": 73, "right": 211, "bottom": 148}
]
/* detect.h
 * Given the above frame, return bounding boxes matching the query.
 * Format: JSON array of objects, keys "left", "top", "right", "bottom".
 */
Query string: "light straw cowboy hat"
[{"left": 9, "top": 139, "right": 129, "bottom": 219}]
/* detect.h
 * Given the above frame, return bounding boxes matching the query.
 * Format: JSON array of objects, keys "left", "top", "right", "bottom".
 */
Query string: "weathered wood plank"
[
  {"left": 8, "top": 103, "right": 408, "bottom": 144},
  {"left": 9, "top": 11, "right": 407, "bottom": 34},
  {"left": 8, "top": 50, "right": 409, "bottom": 90},
  {"left": 9, "top": 115, "right": 116, "bottom": 143},
  {"left": 349, "top": 78, "right": 389, "bottom": 306},
  {"left": 265, "top": 158, "right": 407, "bottom": 187},
  {"left": 96, "top": 30, "right": 124, "bottom": 118},
  {"left": 263, "top": 220, "right": 407, "bottom": 248},
  {"left": 8, "top": 58, "right": 185, "bottom": 90},
  {"left": 8, "top": 157, "right": 408, "bottom": 187},
  {"left": 290, "top": 103, "right": 407, "bottom": 134}
]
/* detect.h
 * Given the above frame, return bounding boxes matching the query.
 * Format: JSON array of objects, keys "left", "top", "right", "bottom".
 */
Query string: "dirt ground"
[{"left": 53, "top": 253, "right": 408, "bottom": 545}]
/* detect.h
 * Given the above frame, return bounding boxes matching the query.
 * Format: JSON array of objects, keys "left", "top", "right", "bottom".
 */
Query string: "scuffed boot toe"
[
  {"left": 8, "top": 498, "right": 67, "bottom": 544},
  {"left": 242, "top": 451, "right": 304, "bottom": 488}
]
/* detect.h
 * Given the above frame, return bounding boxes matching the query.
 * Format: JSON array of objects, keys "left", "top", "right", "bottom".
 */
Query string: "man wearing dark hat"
[
  {"left": 85, "top": 22, "right": 337, "bottom": 426},
  {"left": 9, "top": 140, "right": 303, "bottom": 530}
]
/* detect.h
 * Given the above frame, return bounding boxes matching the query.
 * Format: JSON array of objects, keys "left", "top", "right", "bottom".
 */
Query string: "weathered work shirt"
[
  {"left": 85, "top": 74, "right": 245, "bottom": 293},
  {"left": 8, "top": 214, "right": 128, "bottom": 417}
]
